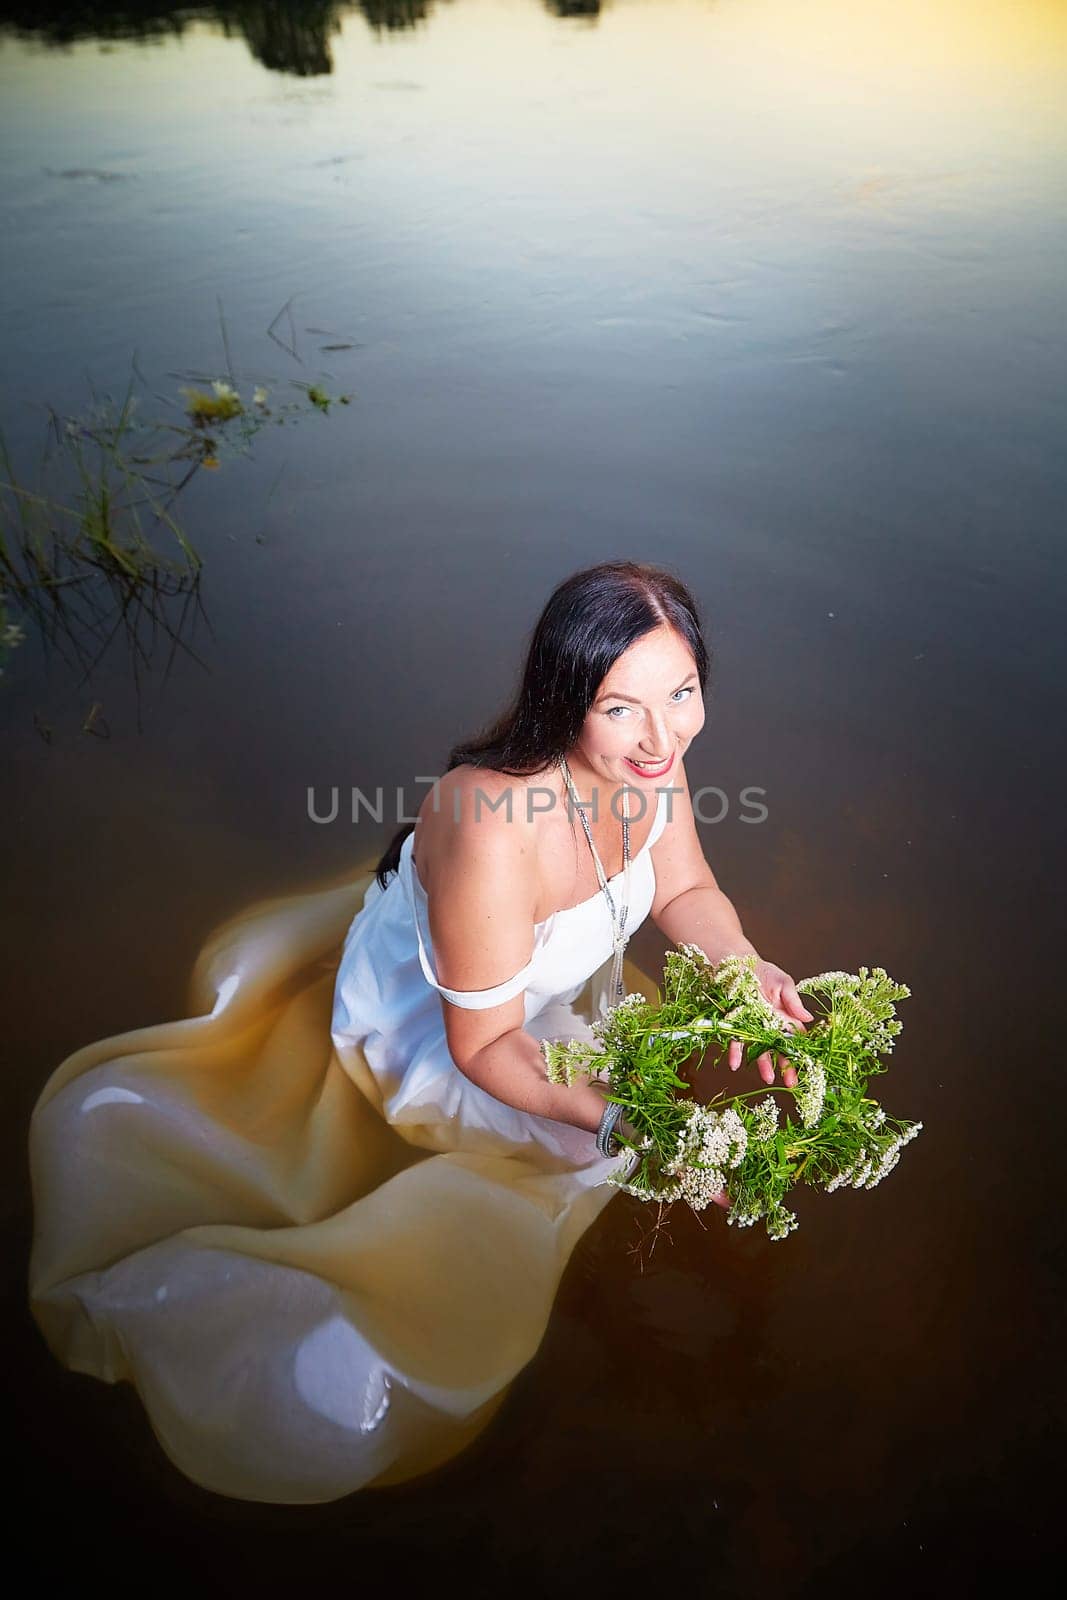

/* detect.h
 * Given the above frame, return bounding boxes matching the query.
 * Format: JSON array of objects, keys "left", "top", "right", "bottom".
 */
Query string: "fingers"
[
  {"left": 730, "top": 1034, "right": 800, "bottom": 1085},
  {"left": 758, "top": 1051, "right": 797, "bottom": 1087},
  {"left": 713, "top": 1189, "right": 730, "bottom": 1210},
  {"left": 783, "top": 980, "right": 814, "bottom": 1023},
  {"left": 759, "top": 967, "right": 814, "bottom": 1026}
]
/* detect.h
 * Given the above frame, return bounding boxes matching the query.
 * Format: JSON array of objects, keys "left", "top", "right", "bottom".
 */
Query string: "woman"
[
  {"left": 334, "top": 560, "right": 809, "bottom": 1170},
  {"left": 29, "top": 560, "right": 808, "bottom": 1505}
]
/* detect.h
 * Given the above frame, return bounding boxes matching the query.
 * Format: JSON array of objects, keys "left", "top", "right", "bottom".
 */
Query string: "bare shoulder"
[
  {"left": 413, "top": 764, "right": 536, "bottom": 901},
  {"left": 416, "top": 765, "right": 540, "bottom": 1000}
]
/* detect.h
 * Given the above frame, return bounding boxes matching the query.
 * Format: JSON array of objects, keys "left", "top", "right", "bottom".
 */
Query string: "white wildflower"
[
  {"left": 540, "top": 1036, "right": 603, "bottom": 1087},
  {"left": 664, "top": 1103, "right": 748, "bottom": 1181},
  {"left": 798, "top": 971, "right": 860, "bottom": 991},
  {"left": 211, "top": 379, "right": 238, "bottom": 399},
  {"left": 767, "top": 1205, "right": 799, "bottom": 1241},
  {"left": 795, "top": 1062, "right": 827, "bottom": 1129},
  {"left": 718, "top": 1107, "right": 748, "bottom": 1168},
  {"left": 678, "top": 1163, "right": 726, "bottom": 1211},
  {"left": 865, "top": 1144, "right": 901, "bottom": 1188},
  {"left": 611, "top": 1170, "right": 683, "bottom": 1204},
  {"left": 653, "top": 1103, "right": 743, "bottom": 1212},
  {"left": 751, "top": 1096, "right": 779, "bottom": 1143},
  {"left": 252, "top": 385, "right": 269, "bottom": 406}
]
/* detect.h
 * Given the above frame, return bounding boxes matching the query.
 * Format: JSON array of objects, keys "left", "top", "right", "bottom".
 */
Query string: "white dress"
[{"left": 28, "top": 788, "right": 669, "bottom": 1503}]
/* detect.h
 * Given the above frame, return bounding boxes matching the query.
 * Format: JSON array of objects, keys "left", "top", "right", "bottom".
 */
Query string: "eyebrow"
[{"left": 595, "top": 671, "right": 698, "bottom": 707}]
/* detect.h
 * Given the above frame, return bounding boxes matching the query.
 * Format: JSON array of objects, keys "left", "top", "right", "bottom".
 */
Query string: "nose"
[{"left": 639, "top": 711, "right": 671, "bottom": 758}]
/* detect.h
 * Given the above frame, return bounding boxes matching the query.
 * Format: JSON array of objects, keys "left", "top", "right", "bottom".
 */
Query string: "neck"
[{"left": 559, "top": 754, "right": 633, "bottom": 829}]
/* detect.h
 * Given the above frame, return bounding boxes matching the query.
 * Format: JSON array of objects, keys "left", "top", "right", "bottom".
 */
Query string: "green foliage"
[{"left": 542, "top": 947, "right": 921, "bottom": 1242}]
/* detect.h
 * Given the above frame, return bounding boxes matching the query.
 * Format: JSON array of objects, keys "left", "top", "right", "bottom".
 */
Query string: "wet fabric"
[{"left": 29, "top": 813, "right": 665, "bottom": 1504}]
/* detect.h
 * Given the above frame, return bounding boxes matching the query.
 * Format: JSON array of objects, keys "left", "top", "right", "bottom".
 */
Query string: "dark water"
[{"left": 3, "top": 0, "right": 1065, "bottom": 1589}]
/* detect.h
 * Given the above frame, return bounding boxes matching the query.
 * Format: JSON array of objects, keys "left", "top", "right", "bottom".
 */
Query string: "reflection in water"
[
  {"left": 0, "top": 0, "right": 444, "bottom": 70},
  {"left": 359, "top": 0, "right": 434, "bottom": 34},
  {"left": 220, "top": 3, "right": 342, "bottom": 75},
  {"left": 0, "top": 2, "right": 346, "bottom": 76},
  {"left": 20, "top": 566, "right": 209, "bottom": 734},
  {"left": 543, "top": 0, "right": 601, "bottom": 18},
  {"left": 0, "top": 2, "right": 188, "bottom": 47},
  {"left": 0, "top": 0, "right": 618, "bottom": 67}
]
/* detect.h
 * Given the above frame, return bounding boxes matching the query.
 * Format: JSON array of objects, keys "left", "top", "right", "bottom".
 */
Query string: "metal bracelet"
[{"left": 596, "top": 1100, "right": 626, "bottom": 1158}]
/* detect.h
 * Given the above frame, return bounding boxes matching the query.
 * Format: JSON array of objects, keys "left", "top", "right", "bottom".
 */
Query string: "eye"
[
  {"left": 672, "top": 687, "right": 695, "bottom": 704},
  {"left": 605, "top": 705, "right": 632, "bottom": 719}
]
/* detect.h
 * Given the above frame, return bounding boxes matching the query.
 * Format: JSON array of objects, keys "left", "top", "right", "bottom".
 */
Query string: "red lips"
[{"left": 622, "top": 751, "right": 674, "bottom": 779}]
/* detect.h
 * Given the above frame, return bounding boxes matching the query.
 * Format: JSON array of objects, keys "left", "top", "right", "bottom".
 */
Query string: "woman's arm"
[
  {"left": 648, "top": 756, "right": 758, "bottom": 959},
  {"left": 424, "top": 773, "right": 611, "bottom": 1135},
  {"left": 649, "top": 758, "right": 811, "bottom": 1086}
]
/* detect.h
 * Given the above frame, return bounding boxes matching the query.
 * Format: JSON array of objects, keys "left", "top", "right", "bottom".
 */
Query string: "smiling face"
[{"left": 566, "top": 623, "right": 705, "bottom": 792}]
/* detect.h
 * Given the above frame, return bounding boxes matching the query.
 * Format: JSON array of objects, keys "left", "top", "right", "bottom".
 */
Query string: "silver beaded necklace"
[{"left": 558, "top": 754, "right": 632, "bottom": 1002}]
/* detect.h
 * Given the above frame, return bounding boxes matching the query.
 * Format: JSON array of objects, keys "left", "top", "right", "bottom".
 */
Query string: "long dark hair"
[{"left": 373, "top": 560, "right": 711, "bottom": 888}]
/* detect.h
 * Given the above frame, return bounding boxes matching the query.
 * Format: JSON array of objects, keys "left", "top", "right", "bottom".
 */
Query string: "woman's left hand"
[{"left": 725, "top": 958, "right": 813, "bottom": 1089}]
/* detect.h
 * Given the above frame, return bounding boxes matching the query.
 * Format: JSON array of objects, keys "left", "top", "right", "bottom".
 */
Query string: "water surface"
[{"left": 3, "top": 0, "right": 1064, "bottom": 1590}]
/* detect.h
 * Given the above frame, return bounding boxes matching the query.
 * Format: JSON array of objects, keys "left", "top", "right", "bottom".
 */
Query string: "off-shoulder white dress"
[{"left": 28, "top": 788, "right": 669, "bottom": 1503}]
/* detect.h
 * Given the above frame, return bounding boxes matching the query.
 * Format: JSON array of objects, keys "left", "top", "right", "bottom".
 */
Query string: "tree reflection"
[
  {"left": 0, "top": 3, "right": 188, "bottom": 46},
  {"left": 0, "top": 1, "right": 444, "bottom": 74},
  {"left": 221, "top": 4, "right": 342, "bottom": 75},
  {"left": 543, "top": 0, "right": 601, "bottom": 16},
  {"left": 359, "top": 0, "right": 432, "bottom": 33}
]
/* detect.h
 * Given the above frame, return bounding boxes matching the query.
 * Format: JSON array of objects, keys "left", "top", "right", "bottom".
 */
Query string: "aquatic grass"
[
  {"left": 2, "top": 379, "right": 204, "bottom": 588},
  {"left": 1, "top": 397, "right": 211, "bottom": 705},
  {"left": 0, "top": 538, "right": 210, "bottom": 731},
  {"left": 542, "top": 948, "right": 920, "bottom": 1242},
  {"left": 11, "top": 300, "right": 355, "bottom": 585},
  {"left": 1, "top": 299, "right": 357, "bottom": 698}
]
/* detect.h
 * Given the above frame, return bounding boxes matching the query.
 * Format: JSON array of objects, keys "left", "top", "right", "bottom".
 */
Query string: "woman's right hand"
[{"left": 725, "top": 957, "right": 812, "bottom": 1087}]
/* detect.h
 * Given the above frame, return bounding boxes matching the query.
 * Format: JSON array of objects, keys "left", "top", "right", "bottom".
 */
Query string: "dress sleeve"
[{"left": 409, "top": 870, "right": 533, "bottom": 1010}]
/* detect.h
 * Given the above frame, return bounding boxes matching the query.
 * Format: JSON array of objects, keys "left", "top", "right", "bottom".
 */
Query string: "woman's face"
[{"left": 569, "top": 624, "right": 705, "bottom": 791}]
